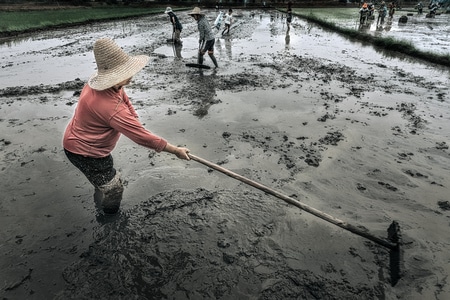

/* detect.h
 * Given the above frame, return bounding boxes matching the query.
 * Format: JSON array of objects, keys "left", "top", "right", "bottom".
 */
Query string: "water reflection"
[
  {"left": 285, "top": 32, "right": 290, "bottom": 50},
  {"left": 187, "top": 71, "right": 219, "bottom": 118},
  {"left": 173, "top": 42, "right": 183, "bottom": 59},
  {"left": 225, "top": 38, "right": 232, "bottom": 60},
  {"left": 0, "top": 35, "right": 33, "bottom": 47},
  {"left": 384, "top": 18, "right": 393, "bottom": 31},
  {"left": 215, "top": 37, "right": 223, "bottom": 57}
]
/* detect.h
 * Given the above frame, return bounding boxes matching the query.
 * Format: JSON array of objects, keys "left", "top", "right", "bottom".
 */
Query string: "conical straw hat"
[
  {"left": 88, "top": 38, "right": 149, "bottom": 91},
  {"left": 188, "top": 7, "right": 204, "bottom": 15}
]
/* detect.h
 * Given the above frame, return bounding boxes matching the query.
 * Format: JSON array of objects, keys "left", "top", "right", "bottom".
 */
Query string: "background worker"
[
  {"left": 165, "top": 7, "right": 183, "bottom": 44},
  {"left": 378, "top": 2, "right": 388, "bottom": 25},
  {"left": 222, "top": 9, "right": 233, "bottom": 36},
  {"left": 188, "top": 7, "right": 219, "bottom": 68},
  {"left": 286, "top": 8, "right": 292, "bottom": 32}
]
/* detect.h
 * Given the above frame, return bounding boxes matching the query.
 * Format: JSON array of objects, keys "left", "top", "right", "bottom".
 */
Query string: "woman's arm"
[{"left": 163, "top": 143, "right": 190, "bottom": 160}]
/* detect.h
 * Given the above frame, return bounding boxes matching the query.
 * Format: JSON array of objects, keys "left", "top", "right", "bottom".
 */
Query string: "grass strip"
[
  {"left": 288, "top": 8, "right": 450, "bottom": 67},
  {"left": 0, "top": 6, "right": 175, "bottom": 36}
]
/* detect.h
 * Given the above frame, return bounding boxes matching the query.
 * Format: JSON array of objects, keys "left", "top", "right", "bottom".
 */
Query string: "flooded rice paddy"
[{"left": 1, "top": 8, "right": 449, "bottom": 300}]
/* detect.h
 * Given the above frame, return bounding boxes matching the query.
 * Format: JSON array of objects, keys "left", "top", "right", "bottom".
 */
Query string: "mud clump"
[
  {"left": 0, "top": 79, "right": 84, "bottom": 97},
  {"left": 56, "top": 189, "right": 380, "bottom": 300}
]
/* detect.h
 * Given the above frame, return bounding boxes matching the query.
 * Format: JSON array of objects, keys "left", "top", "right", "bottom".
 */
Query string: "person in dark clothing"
[
  {"left": 165, "top": 7, "right": 183, "bottom": 44},
  {"left": 286, "top": 8, "right": 292, "bottom": 32}
]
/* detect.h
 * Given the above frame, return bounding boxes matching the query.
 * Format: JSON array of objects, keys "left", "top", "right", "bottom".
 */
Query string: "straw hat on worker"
[
  {"left": 164, "top": 7, "right": 172, "bottom": 14},
  {"left": 88, "top": 38, "right": 149, "bottom": 91},
  {"left": 188, "top": 7, "right": 205, "bottom": 15}
]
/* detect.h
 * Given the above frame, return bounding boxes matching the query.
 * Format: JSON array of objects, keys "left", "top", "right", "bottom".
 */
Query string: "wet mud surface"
[{"left": 1, "top": 9, "right": 450, "bottom": 299}]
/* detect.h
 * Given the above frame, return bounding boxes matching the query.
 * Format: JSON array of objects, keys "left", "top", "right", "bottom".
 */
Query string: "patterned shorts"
[{"left": 64, "top": 149, "right": 116, "bottom": 187}]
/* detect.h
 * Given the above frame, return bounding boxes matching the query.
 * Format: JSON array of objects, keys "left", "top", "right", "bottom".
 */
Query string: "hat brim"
[
  {"left": 188, "top": 10, "right": 204, "bottom": 15},
  {"left": 88, "top": 55, "right": 149, "bottom": 91}
]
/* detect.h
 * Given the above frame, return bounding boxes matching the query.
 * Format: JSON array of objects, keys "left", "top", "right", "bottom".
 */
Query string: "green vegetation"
[
  {"left": 288, "top": 8, "right": 450, "bottom": 67},
  {"left": 0, "top": 6, "right": 167, "bottom": 35},
  {"left": 294, "top": 7, "right": 361, "bottom": 23}
]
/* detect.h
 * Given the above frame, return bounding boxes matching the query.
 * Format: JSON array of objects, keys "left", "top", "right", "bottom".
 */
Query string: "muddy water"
[
  {"left": 1, "top": 9, "right": 450, "bottom": 300},
  {"left": 330, "top": 9, "right": 450, "bottom": 55}
]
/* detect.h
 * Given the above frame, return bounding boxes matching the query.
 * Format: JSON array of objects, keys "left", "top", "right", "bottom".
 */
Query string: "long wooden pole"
[{"left": 188, "top": 153, "right": 398, "bottom": 250}]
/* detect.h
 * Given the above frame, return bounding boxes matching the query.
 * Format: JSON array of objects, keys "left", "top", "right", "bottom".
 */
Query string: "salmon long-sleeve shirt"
[{"left": 63, "top": 84, "right": 167, "bottom": 158}]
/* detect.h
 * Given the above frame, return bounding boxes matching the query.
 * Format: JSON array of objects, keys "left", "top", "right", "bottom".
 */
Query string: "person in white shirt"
[{"left": 222, "top": 9, "right": 233, "bottom": 36}]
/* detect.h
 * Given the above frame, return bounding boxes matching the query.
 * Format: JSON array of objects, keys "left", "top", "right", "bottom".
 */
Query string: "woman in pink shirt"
[{"left": 63, "top": 38, "right": 190, "bottom": 214}]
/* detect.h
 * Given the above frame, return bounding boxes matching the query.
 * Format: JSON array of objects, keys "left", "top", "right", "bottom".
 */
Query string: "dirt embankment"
[{"left": 0, "top": 3, "right": 83, "bottom": 11}]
